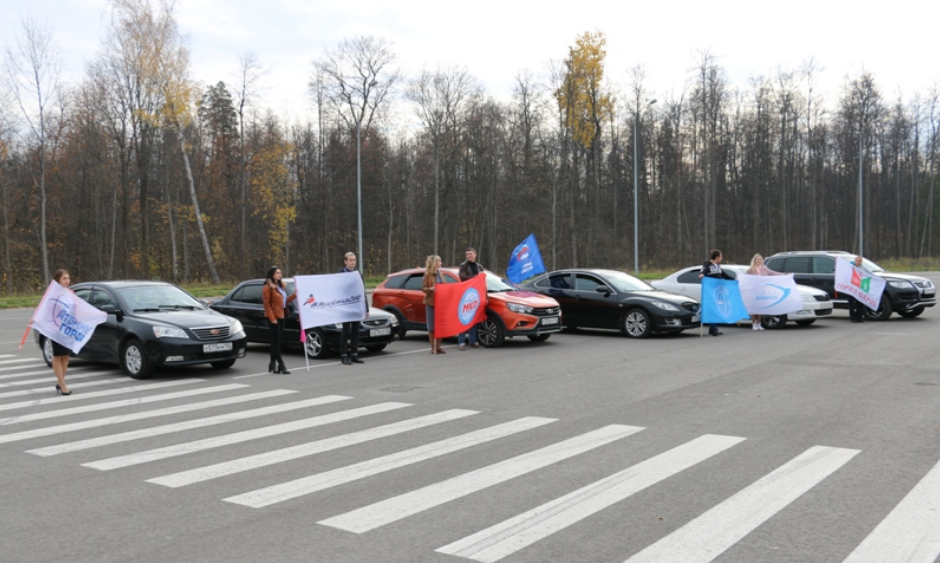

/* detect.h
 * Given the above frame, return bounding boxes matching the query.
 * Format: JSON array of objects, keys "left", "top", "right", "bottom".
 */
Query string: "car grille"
[
  {"left": 532, "top": 307, "right": 560, "bottom": 316},
  {"left": 363, "top": 318, "right": 389, "bottom": 328},
  {"left": 816, "top": 308, "right": 833, "bottom": 316},
  {"left": 814, "top": 294, "right": 831, "bottom": 302},
  {"left": 681, "top": 302, "right": 700, "bottom": 313},
  {"left": 192, "top": 326, "right": 231, "bottom": 340}
]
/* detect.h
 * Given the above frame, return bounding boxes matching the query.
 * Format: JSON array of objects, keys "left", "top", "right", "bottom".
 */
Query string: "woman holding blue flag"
[
  {"left": 699, "top": 250, "right": 735, "bottom": 336},
  {"left": 746, "top": 254, "right": 786, "bottom": 331},
  {"left": 50, "top": 269, "right": 74, "bottom": 395}
]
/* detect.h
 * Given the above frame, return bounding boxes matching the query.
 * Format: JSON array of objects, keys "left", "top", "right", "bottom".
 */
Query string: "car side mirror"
[
  {"left": 100, "top": 304, "right": 117, "bottom": 313},
  {"left": 597, "top": 286, "right": 612, "bottom": 295}
]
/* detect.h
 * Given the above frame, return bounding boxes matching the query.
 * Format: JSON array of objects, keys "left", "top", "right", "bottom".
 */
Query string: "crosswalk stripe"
[
  {"left": 28, "top": 394, "right": 350, "bottom": 456},
  {"left": 0, "top": 379, "right": 205, "bottom": 411},
  {"left": 0, "top": 377, "right": 128, "bottom": 399},
  {"left": 0, "top": 384, "right": 249, "bottom": 426},
  {"left": 0, "top": 361, "right": 46, "bottom": 373},
  {"left": 321, "top": 424, "right": 646, "bottom": 534},
  {"left": 0, "top": 390, "right": 307, "bottom": 444},
  {"left": 0, "top": 358, "right": 41, "bottom": 366},
  {"left": 0, "top": 370, "right": 120, "bottom": 387},
  {"left": 148, "top": 409, "right": 480, "bottom": 488},
  {"left": 621, "top": 445, "right": 860, "bottom": 563},
  {"left": 223, "top": 416, "right": 557, "bottom": 509},
  {"left": 841, "top": 457, "right": 940, "bottom": 563},
  {"left": 83, "top": 402, "right": 414, "bottom": 471},
  {"left": 435, "top": 434, "right": 745, "bottom": 562}
]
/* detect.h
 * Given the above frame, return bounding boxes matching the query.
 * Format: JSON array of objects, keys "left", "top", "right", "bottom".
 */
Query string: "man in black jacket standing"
[
  {"left": 339, "top": 252, "right": 365, "bottom": 364},
  {"left": 457, "top": 247, "right": 485, "bottom": 350},
  {"left": 699, "top": 249, "right": 734, "bottom": 336}
]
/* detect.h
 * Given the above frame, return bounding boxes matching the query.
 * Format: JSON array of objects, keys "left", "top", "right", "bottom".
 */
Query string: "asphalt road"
[{"left": 1, "top": 276, "right": 939, "bottom": 563}]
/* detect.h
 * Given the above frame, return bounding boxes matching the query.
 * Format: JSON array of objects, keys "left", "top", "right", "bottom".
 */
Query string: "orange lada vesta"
[{"left": 372, "top": 268, "right": 562, "bottom": 347}]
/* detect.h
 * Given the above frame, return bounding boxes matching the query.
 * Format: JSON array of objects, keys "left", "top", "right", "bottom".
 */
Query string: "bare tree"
[{"left": 233, "top": 51, "right": 267, "bottom": 278}]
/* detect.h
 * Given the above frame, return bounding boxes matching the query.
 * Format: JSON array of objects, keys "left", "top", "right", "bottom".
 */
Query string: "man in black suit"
[
  {"left": 339, "top": 252, "right": 366, "bottom": 364},
  {"left": 699, "top": 249, "right": 734, "bottom": 336}
]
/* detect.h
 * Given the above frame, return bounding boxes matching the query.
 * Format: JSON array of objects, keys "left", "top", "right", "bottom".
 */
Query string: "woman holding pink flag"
[
  {"left": 746, "top": 254, "right": 785, "bottom": 331},
  {"left": 50, "top": 269, "right": 74, "bottom": 395}
]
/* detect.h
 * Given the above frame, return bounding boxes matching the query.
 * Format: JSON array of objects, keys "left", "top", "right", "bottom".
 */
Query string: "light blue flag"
[
  {"left": 701, "top": 277, "right": 750, "bottom": 324},
  {"left": 506, "top": 234, "right": 546, "bottom": 284}
]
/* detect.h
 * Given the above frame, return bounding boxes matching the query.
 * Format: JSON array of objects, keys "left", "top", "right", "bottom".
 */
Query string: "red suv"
[{"left": 373, "top": 268, "right": 562, "bottom": 347}]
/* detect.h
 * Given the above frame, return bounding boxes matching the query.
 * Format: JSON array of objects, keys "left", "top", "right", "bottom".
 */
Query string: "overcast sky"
[{"left": 3, "top": 0, "right": 939, "bottom": 122}]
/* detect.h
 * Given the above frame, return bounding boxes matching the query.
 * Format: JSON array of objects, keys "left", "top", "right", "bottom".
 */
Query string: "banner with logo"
[
  {"left": 434, "top": 274, "right": 488, "bottom": 339},
  {"left": 834, "top": 257, "right": 886, "bottom": 311},
  {"left": 701, "top": 277, "right": 750, "bottom": 324},
  {"left": 506, "top": 233, "right": 547, "bottom": 284},
  {"left": 294, "top": 272, "right": 367, "bottom": 336},
  {"left": 27, "top": 281, "right": 107, "bottom": 354},
  {"left": 737, "top": 273, "right": 803, "bottom": 315}
]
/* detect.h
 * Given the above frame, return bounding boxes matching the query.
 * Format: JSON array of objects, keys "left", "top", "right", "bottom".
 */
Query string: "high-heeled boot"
[
  {"left": 268, "top": 360, "right": 276, "bottom": 373},
  {"left": 278, "top": 363, "right": 291, "bottom": 374}
]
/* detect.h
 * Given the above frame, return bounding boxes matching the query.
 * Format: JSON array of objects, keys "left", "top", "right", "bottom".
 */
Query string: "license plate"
[
  {"left": 370, "top": 328, "right": 391, "bottom": 337},
  {"left": 924, "top": 289, "right": 935, "bottom": 296},
  {"left": 541, "top": 316, "right": 559, "bottom": 326},
  {"left": 692, "top": 315, "right": 700, "bottom": 323},
  {"left": 203, "top": 342, "right": 233, "bottom": 353}
]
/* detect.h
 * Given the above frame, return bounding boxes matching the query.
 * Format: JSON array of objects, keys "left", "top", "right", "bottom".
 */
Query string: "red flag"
[{"left": 434, "top": 275, "right": 488, "bottom": 339}]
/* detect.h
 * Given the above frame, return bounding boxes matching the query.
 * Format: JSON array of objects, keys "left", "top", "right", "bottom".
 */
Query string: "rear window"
[
  {"left": 403, "top": 275, "right": 424, "bottom": 291},
  {"left": 677, "top": 270, "right": 701, "bottom": 284},
  {"left": 383, "top": 275, "right": 407, "bottom": 290},
  {"left": 813, "top": 257, "right": 836, "bottom": 274},
  {"left": 233, "top": 284, "right": 263, "bottom": 305},
  {"left": 549, "top": 274, "right": 571, "bottom": 289},
  {"left": 782, "top": 257, "right": 812, "bottom": 273}
]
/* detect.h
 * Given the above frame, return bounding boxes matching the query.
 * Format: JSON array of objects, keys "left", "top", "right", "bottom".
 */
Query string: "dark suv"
[{"left": 763, "top": 251, "right": 936, "bottom": 320}]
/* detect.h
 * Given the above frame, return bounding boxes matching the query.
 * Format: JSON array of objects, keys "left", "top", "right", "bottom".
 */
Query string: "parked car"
[
  {"left": 210, "top": 278, "right": 399, "bottom": 359},
  {"left": 35, "top": 281, "right": 247, "bottom": 379},
  {"left": 763, "top": 251, "right": 937, "bottom": 320},
  {"left": 652, "top": 265, "right": 833, "bottom": 328},
  {"left": 519, "top": 269, "right": 700, "bottom": 337},
  {"left": 372, "top": 268, "right": 562, "bottom": 347}
]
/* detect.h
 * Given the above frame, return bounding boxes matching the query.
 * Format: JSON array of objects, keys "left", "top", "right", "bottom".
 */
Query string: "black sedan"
[
  {"left": 519, "top": 269, "right": 701, "bottom": 337},
  {"left": 35, "top": 281, "right": 247, "bottom": 378},
  {"left": 210, "top": 278, "right": 399, "bottom": 359}
]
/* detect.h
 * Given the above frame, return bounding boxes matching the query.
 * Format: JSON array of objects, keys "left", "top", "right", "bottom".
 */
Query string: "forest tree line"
[{"left": 2, "top": 0, "right": 940, "bottom": 293}]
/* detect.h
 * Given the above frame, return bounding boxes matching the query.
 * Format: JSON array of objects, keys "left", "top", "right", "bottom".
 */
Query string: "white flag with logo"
[
  {"left": 834, "top": 257, "right": 886, "bottom": 311},
  {"left": 294, "top": 272, "right": 367, "bottom": 332},
  {"left": 31, "top": 282, "right": 107, "bottom": 354},
  {"left": 737, "top": 273, "right": 804, "bottom": 315}
]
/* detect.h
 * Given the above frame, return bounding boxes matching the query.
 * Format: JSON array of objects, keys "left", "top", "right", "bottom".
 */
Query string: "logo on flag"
[
  {"left": 28, "top": 281, "right": 108, "bottom": 354},
  {"left": 458, "top": 288, "right": 482, "bottom": 325},
  {"left": 835, "top": 257, "right": 886, "bottom": 311},
  {"left": 738, "top": 274, "right": 803, "bottom": 315},
  {"left": 701, "top": 277, "right": 750, "bottom": 325},
  {"left": 506, "top": 234, "right": 546, "bottom": 284}
]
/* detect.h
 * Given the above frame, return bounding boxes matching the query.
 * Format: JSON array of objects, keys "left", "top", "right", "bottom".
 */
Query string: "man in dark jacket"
[
  {"left": 339, "top": 252, "right": 366, "bottom": 364},
  {"left": 699, "top": 249, "right": 734, "bottom": 336},
  {"left": 457, "top": 247, "right": 485, "bottom": 350}
]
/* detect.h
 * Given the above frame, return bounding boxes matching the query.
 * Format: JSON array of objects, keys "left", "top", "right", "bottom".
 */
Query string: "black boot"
[
  {"left": 268, "top": 360, "right": 276, "bottom": 373},
  {"left": 278, "top": 363, "right": 290, "bottom": 374},
  {"left": 341, "top": 356, "right": 352, "bottom": 365}
]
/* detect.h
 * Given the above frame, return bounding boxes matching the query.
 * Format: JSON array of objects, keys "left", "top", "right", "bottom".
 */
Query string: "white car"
[{"left": 651, "top": 265, "right": 833, "bottom": 328}]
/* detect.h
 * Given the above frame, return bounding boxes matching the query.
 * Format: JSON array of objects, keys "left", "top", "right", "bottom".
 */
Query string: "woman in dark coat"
[{"left": 262, "top": 266, "right": 296, "bottom": 373}]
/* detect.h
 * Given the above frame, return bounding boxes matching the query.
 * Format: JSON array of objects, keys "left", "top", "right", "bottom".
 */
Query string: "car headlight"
[
  {"left": 153, "top": 326, "right": 187, "bottom": 339},
  {"left": 230, "top": 320, "right": 244, "bottom": 334},
  {"left": 506, "top": 302, "right": 534, "bottom": 314},
  {"left": 800, "top": 293, "right": 814, "bottom": 302},
  {"left": 888, "top": 280, "right": 914, "bottom": 289},
  {"left": 334, "top": 323, "right": 343, "bottom": 329},
  {"left": 389, "top": 317, "right": 400, "bottom": 326},
  {"left": 652, "top": 302, "right": 680, "bottom": 312}
]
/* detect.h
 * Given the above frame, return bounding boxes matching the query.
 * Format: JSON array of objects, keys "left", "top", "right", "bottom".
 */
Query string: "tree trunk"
[{"left": 177, "top": 128, "right": 219, "bottom": 284}]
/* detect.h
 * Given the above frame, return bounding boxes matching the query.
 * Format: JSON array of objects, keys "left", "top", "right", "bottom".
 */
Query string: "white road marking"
[
  {"left": 223, "top": 416, "right": 557, "bottom": 509},
  {"left": 83, "top": 402, "right": 413, "bottom": 471},
  {"left": 0, "top": 361, "right": 46, "bottom": 373},
  {"left": 232, "top": 346, "right": 457, "bottom": 379},
  {"left": 0, "top": 379, "right": 205, "bottom": 411},
  {"left": 622, "top": 445, "right": 860, "bottom": 563},
  {"left": 0, "top": 384, "right": 249, "bottom": 426},
  {"left": 28, "top": 394, "right": 351, "bottom": 456},
  {"left": 148, "top": 409, "right": 479, "bottom": 488},
  {"left": 0, "top": 389, "right": 304, "bottom": 444},
  {"left": 0, "top": 370, "right": 119, "bottom": 386},
  {"left": 0, "top": 358, "right": 42, "bottom": 366},
  {"left": 322, "top": 424, "right": 645, "bottom": 533},
  {"left": 0, "top": 377, "right": 127, "bottom": 399},
  {"left": 841, "top": 457, "right": 940, "bottom": 563},
  {"left": 436, "top": 434, "right": 745, "bottom": 562}
]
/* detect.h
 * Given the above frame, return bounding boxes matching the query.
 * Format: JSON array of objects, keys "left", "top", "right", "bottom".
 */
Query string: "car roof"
[
  {"left": 74, "top": 280, "right": 176, "bottom": 289},
  {"left": 766, "top": 250, "right": 852, "bottom": 257}
]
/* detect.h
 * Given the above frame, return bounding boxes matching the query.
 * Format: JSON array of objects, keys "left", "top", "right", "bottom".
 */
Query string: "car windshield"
[
  {"left": 598, "top": 270, "right": 653, "bottom": 292},
  {"left": 485, "top": 272, "right": 519, "bottom": 292},
  {"left": 860, "top": 258, "right": 884, "bottom": 272},
  {"left": 118, "top": 285, "right": 205, "bottom": 312}
]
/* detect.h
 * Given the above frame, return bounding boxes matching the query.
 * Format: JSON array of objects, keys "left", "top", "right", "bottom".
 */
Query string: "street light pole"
[
  {"left": 857, "top": 120, "right": 864, "bottom": 258},
  {"left": 634, "top": 99, "right": 655, "bottom": 274},
  {"left": 356, "top": 113, "right": 363, "bottom": 274}
]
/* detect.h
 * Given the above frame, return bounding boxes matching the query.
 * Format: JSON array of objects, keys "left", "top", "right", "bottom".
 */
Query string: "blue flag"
[
  {"left": 506, "top": 234, "right": 546, "bottom": 284},
  {"left": 701, "top": 277, "right": 750, "bottom": 324}
]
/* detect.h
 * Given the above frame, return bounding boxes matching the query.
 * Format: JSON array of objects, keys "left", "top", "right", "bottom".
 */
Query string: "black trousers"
[
  {"left": 847, "top": 296, "right": 865, "bottom": 321},
  {"left": 268, "top": 318, "right": 286, "bottom": 366},
  {"left": 341, "top": 321, "right": 361, "bottom": 357}
]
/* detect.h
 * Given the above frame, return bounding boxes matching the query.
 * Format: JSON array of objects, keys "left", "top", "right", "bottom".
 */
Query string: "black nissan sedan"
[
  {"left": 35, "top": 281, "right": 247, "bottom": 378},
  {"left": 210, "top": 278, "right": 399, "bottom": 359},
  {"left": 519, "top": 269, "right": 701, "bottom": 337}
]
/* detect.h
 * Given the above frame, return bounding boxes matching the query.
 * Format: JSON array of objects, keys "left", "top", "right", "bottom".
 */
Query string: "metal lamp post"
[
  {"left": 634, "top": 99, "right": 656, "bottom": 274},
  {"left": 355, "top": 81, "right": 378, "bottom": 275}
]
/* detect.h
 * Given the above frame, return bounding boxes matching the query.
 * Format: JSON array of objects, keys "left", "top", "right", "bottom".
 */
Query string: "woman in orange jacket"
[{"left": 262, "top": 265, "right": 296, "bottom": 373}]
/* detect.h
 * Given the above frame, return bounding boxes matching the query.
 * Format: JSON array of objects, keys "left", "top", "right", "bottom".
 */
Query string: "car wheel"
[
  {"left": 622, "top": 309, "right": 652, "bottom": 338},
  {"left": 122, "top": 339, "right": 153, "bottom": 379},
  {"left": 211, "top": 359, "right": 236, "bottom": 369},
  {"left": 864, "top": 298, "right": 893, "bottom": 321},
  {"left": 477, "top": 314, "right": 506, "bottom": 348},
  {"left": 303, "top": 328, "right": 330, "bottom": 359},
  {"left": 897, "top": 306, "right": 925, "bottom": 318},
  {"left": 41, "top": 337, "right": 54, "bottom": 367},
  {"left": 527, "top": 334, "right": 551, "bottom": 343},
  {"left": 386, "top": 308, "right": 407, "bottom": 339},
  {"left": 365, "top": 344, "right": 387, "bottom": 353},
  {"left": 795, "top": 319, "right": 816, "bottom": 326},
  {"left": 761, "top": 315, "right": 787, "bottom": 329}
]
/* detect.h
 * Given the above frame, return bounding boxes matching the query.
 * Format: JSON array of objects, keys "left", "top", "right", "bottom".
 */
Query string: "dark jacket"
[
  {"left": 700, "top": 261, "right": 734, "bottom": 280},
  {"left": 458, "top": 260, "right": 485, "bottom": 282}
]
